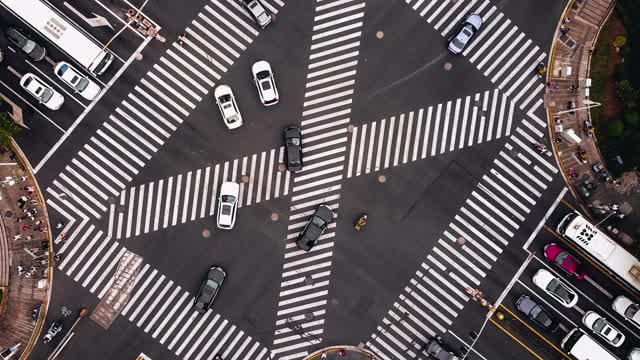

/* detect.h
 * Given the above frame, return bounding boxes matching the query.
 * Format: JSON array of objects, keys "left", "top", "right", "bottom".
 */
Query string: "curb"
[
  {"left": 10, "top": 138, "right": 54, "bottom": 360},
  {"left": 304, "top": 345, "right": 379, "bottom": 360}
]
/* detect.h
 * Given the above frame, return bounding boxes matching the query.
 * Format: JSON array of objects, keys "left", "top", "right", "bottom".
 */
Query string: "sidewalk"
[
  {"left": 547, "top": 0, "right": 640, "bottom": 244},
  {"left": 0, "top": 141, "right": 53, "bottom": 359}
]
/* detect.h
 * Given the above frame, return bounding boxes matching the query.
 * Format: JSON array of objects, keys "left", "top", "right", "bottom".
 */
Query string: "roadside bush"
[
  {"left": 0, "top": 111, "right": 19, "bottom": 150},
  {"left": 607, "top": 120, "right": 624, "bottom": 137},
  {"left": 624, "top": 111, "right": 640, "bottom": 126}
]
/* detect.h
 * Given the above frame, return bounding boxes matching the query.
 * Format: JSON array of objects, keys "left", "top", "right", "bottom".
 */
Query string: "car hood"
[{"left": 314, "top": 205, "right": 334, "bottom": 223}]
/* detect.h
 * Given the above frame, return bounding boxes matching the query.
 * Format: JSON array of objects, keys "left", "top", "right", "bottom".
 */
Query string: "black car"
[
  {"left": 297, "top": 204, "right": 334, "bottom": 251},
  {"left": 194, "top": 266, "right": 226, "bottom": 313},
  {"left": 592, "top": 162, "right": 612, "bottom": 182},
  {"left": 6, "top": 28, "right": 46, "bottom": 61},
  {"left": 426, "top": 337, "right": 460, "bottom": 360},
  {"left": 566, "top": 100, "right": 575, "bottom": 115},
  {"left": 284, "top": 126, "right": 302, "bottom": 172},
  {"left": 516, "top": 295, "right": 559, "bottom": 331}
]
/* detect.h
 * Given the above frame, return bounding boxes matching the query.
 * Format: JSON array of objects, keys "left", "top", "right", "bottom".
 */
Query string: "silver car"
[
  {"left": 214, "top": 85, "right": 243, "bottom": 130},
  {"left": 448, "top": 14, "right": 482, "bottom": 54},
  {"left": 240, "top": 0, "right": 272, "bottom": 29}
]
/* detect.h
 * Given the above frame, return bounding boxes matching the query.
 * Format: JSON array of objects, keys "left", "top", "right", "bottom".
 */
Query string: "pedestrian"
[
  {"left": 178, "top": 33, "right": 187, "bottom": 46},
  {"left": 321, "top": 354, "right": 327, "bottom": 359},
  {"left": 22, "top": 224, "right": 30, "bottom": 231},
  {"left": 59, "top": 232, "right": 67, "bottom": 241},
  {"left": 339, "top": 349, "right": 347, "bottom": 357},
  {"left": 560, "top": 25, "right": 569, "bottom": 35}
]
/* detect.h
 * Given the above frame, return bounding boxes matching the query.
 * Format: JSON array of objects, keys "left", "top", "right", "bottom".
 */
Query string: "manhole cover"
[
  {"left": 202, "top": 228, "right": 211, "bottom": 238},
  {"left": 331, "top": 298, "right": 339, "bottom": 305},
  {"left": 376, "top": 31, "right": 384, "bottom": 39},
  {"left": 378, "top": 175, "right": 386, "bottom": 183},
  {"left": 457, "top": 237, "right": 466, "bottom": 245},
  {"left": 271, "top": 213, "right": 279, "bottom": 221},
  {"left": 277, "top": 163, "right": 286, "bottom": 172},
  {"left": 443, "top": 62, "right": 453, "bottom": 71},
  {"left": 107, "top": 196, "right": 117, "bottom": 204},
  {"left": 304, "top": 312, "right": 315, "bottom": 321},
  {"left": 241, "top": 175, "right": 250, "bottom": 183},
  {"left": 347, "top": 124, "right": 355, "bottom": 133},
  {"left": 4, "top": 210, "right": 12, "bottom": 218}
]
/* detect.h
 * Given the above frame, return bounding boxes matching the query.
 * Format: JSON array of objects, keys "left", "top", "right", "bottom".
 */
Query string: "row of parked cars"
[
  {"left": 514, "top": 242, "right": 640, "bottom": 358},
  {"left": 5, "top": 27, "right": 102, "bottom": 110}
]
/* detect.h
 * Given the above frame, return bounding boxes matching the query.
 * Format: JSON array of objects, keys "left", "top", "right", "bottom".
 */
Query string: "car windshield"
[
  {"left": 452, "top": 37, "right": 466, "bottom": 49},
  {"left": 288, "top": 137, "right": 300, "bottom": 146},
  {"left": 311, "top": 216, "right": 325, "bottom": 227},
  {"left": 257, "top": 70, "right": 270, "bottom": 80},
  {"left": 592, "top": 318, "right": 607, "bottom": 332},
  {"left": 548, "top": 279, "right": 571, "bottom": 301},
  {"left": 555, "top": 252, "right": 568, "bottom": 266},
  {"left": 249, "top": 2, "right": 258, "bottom": 9},
  {"left": 219, "top": 94, "right": 231, "bottom": 103},
  {"left": 221, "top": 195, "right": 236, "bottom": 204},
  {"left": 23, "top": 40, "right": 35, "bottom": 53},
  {"left": 206, "top": 279, "right": 219, "bottom": 289},
  {"left": 625, "top": 304, "right": 639, "bottom": 318},
  {"left": 221, "top": 204, "right": 232, "bottom": 216},
  {"left": 77, "top": 78, "right": 89, "bottom": 91},
  {"left": 40, "top": 87, "right": 53, "bottom": 102}
]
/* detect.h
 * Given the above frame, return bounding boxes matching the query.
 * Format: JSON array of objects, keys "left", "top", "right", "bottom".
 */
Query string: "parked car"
[
  {"left": 592, "top": 162, "right": 612, "bottom": 182},
  {"left": 252, "top": 60, "right": 278, "bottom": 106},
  {"left": 515, "top": 295, "right": 559, "bottom": 331},
  {"left": 582, "top": 311, "right": 625, "bottom": 347},
  {"left": 217, "top": 182, "right": 239, "bottom": 229},
  {"left": 284, "top": 126, "right": 302, "bottom": 172},
  {"left": 567, "top": 100, "right": 575, "bottom": 115},
  {"left": 6, "top": 27, "right": 46, "bottom": 61},
  {"left": 194, "top": 266, "right": 226, "bottom": 313},
  {"left": 0, "top": 343, "right": 20, "bottom": 360},
  {"left": 612, "top": 296, "right": 640, "bottom": 329},
  {"left": 447, "top": 14, "right": 482, "bottom": 54},
  {"left": 54, "top": 62, "right": 101, "bottom": 101},
  {"left": 297, "top": 204, "right": 334, "bottom": 251},
  {"left": 214, "top": 85, "right": 242, "bottom": 129},
  {"left": 239, "top": 0, "right": 272, "bottom": 28},
  {"left": 20, "top": 73, "right": 64, "bottom": 110},
  {"left": 543, "top": 243, "right": 586, "bottom": 279},
  {"left": 532, "top": 269, "right": 578, "bottom": 308},
  {"left": 426, "top": 337, "right": 460, "bottom": 360},
  {"left": 629, "top": 348, "right": 640, "bottom": 360},
  {"left": 576, "top": 183, "right": 592, "bottom": 199}
]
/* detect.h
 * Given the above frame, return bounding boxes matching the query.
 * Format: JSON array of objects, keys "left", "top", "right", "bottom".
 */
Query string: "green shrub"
[
  {"left": 624, "top": 111, "right": 640, "bottom": 126},
  {"left": 608, "top": 120, "right": 625, "bottom": 136},
  {"left": 0, "top": 111, "right": 19, "bottom": 150}
]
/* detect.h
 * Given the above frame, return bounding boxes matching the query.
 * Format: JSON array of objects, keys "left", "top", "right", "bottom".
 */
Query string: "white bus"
[
  {"left": 557, "top": 212, "right": 640, "bottom": 293},
  {"left": 561, "top": 328, "right": 619, "bottom": 360},
  {"left": 0, "top": 0, "right": 114, "bottom": 75}
]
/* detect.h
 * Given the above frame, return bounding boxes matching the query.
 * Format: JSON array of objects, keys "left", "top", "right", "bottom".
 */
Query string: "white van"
[
  {"left": 561, "top": 328, "right": 619, "bottom": 360},
  {"left": 560, "top": 128, "right": 582, "bottom": 145}
]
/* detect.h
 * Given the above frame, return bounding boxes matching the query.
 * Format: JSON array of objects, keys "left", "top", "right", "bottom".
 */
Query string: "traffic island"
[
  {"left": 304, "top": 346, "right": 379, "bottom": 360},
  {"left": 0, "top": 140, "right": 53, "bottom": 359}
]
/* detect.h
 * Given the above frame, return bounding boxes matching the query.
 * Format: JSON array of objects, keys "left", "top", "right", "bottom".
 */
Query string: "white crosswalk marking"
[{"left": 365, "top": 98, "right": 557, "bottom": 359}]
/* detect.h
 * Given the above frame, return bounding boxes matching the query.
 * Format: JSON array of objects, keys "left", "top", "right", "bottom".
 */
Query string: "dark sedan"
[
  {"left": 297, "top": 205, "right": 334, "bottom": 251},
  {"left": 516, "top": 295, "right": 559, "bottom": 331},
  {"left": 6, "top": 27, "right": 46, "bottom": 61},
  {"left": 285, "top": 126, "right": 303, "bottom": 172},
  {"left": 194, "top": 266, "right": 226, "bottom": 313}
]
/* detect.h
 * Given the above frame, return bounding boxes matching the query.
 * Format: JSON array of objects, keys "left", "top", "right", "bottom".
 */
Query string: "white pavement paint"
[
  {"left": 45, "top": 0, "right": 286, "bottom": 221},
  {"left": 270, "top": 1, "right": 365, "bottom": 359},
  {"left": 364, "top": 96, "right": 558, "bottom": 359}
]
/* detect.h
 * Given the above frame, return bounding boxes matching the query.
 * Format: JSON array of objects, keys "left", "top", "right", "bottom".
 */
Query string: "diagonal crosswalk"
[
  {"left": 46, "top": 0, "right": 286, "bottom": 221},
  {"left": 406, "top": 0, "right": 547, "bottom": 111},
  {"left": 346, "top": 89, "right": 514, "bottom": 177},
  {"left": 364, "top": 99, "right": 557, "bottom": 360},
  {"left": 270, "top": 1, "right": 365, "bottom": 359},
  {"left": 107, "top": 147, "right": 291, "bottom": 239}
]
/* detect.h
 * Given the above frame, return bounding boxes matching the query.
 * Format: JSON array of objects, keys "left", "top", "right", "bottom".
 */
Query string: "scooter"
[
  {"left": 577, "top": 147, "right": 587, "bottom": 163},
  {"left": 43, "top": 321, "right": 63, "bottom": 344},
  {"left": 536, "top": 62, "right": 547, "bottom": 79},
  {"left": 31, "top": 304, "right": 41, "bottom": 322},
  {"left": 354, "top": 214, "right": 368, "bottom": 231}
]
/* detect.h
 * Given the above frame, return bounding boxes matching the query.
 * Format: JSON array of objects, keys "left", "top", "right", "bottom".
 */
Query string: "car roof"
[
  {"left": 465, "top": 14, "right": 483, "bottom": 29},
  {"left": 314, "top": 205, "right": 334, "bottom": 222}
]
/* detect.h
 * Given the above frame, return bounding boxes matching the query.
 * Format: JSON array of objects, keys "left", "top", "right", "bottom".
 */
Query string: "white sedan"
[
  {"left": 582, "top": 311, "right": 625, "bottom": 347},
  {"left": 54, "top": 62, "right": 101, "bottom": 101},
  {"left": 20, "top": 73, "right": 64, "bottom": 110},
  {"left": 252, "top": 60, "right": 279, "bottom": 106},
  {"left": 612, "top": 296, "right": 640, "bottom": 329},
  {"left": 217, "top": 181, "right": 239, "bottom": 230},
  {"left": 532, "top": 269, "right": 578, "bottom": 308},
  {"left": 214, "top": 85, "right": 243, "bottom": 129},
  {"left": 448, "top": 14, "right": 482, "bottom": 54}
]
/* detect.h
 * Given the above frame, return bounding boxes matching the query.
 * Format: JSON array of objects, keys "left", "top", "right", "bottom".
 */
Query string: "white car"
[
  {"left": 582, "top": 311, "right": 625, "bottom": 347},
  {"left": 629, "top": 348, "right": 640, "bottom": 360},
  {"left": 214, "top": 85, "right": 243, "bottom": 129},
  {"left": 612, "top": 296, "right": 640, "bottom": 329},
  {"left": 54, "top": 62, "right": 101, "bottom": 101},
  {"left": 252, "top": 60, "right": 279, "bottom": 106},
  {"left": 217, "top": 181, "right": 239, "bottom": 229},
  {"left": 240, "top": 0, "right": 272, "bottom": 29},
  {"left": 19, "top": 73, "right": 64, "bottom": 110},
  {"left": 532, "top": 269, "right": 578, "bottom": 308},
  {"left": 448, "top": 14, "right": 482, "bottom": 54}
]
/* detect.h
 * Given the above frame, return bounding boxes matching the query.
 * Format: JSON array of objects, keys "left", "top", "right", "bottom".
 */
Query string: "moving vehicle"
[
  {"left": 584, "top": 119, "right": 594, "bottom": 136},
  {"left": 239, "top": 0, "right": 272, "bottom": 28},
  {"left": 297, "top": 204, "right": 334, "bottom": 251},
  {"left": 0, "top": 344, "right": 20, "bottom": 360},
  {"left": 561, "top": 328, "right": 619, "bottom": 360},
  {"left": 515, "top": 295, "right": 559, "bottom": 331},
  {"left": 43, "top": 320, "right": 62, "bottom": 343},
  {"left": 447, "top": 14, "right": 482, "bottom": 54},
  {"left": 54, "top": 62, "right": 101, "bottom": 100},
  {"left": 532, "top": 269, "right": 578, "bottom": 308},
  {"left": 582, "top": 311, "right": 625, "bottom": 347},
  {"left": 6, "top": 27, "right": 45, "bottom": 61},
  {"left": 20, "top": 73, "right": 64, "bottom": 110},
  {"left": 426, "top": 337, "right": 460, "bottom": 360},
  {"left": 629, "top": 348, "right": 640, "bottom": 360},
  {"left": 217, "top": 182, "right": 239, "bottom": 230},
  {"left": 544, "top": 243, "right": 586, "bottom": 279},
  {"left": 1, "top": 0, "right": 114, "bottom": 74},
  {"left": 194, "top": 266, "right": 226, "bottom": 313},
  {"left": 214, "top": 85, "right": 243, "bottom": 129},
  {"left": 612, "top": 296, "right": 640, "bottom": 329},
  {"left": 252, "top": 60, "right": 279, "bottom": 106},
  {"left": 557, "top": 212, "right": 640, "bottom": 293},
  {"left": 284, "top": 126, "right": 302, "bottom": 171}
]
